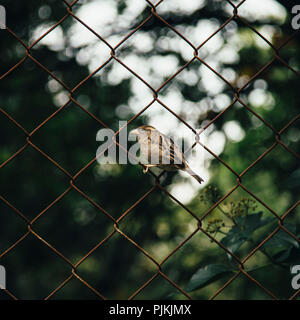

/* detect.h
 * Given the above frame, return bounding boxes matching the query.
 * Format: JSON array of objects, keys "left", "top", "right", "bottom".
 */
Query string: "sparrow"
[{"left": 130, "top": 125, "right": 204, "bottom": 184}]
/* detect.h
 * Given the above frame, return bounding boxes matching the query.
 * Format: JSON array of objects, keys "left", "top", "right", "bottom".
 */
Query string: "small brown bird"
[{"left": 130, "top": 125, "right": 204, "bottom": 184}]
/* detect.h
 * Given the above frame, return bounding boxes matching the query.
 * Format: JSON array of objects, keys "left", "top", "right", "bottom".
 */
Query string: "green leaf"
[
  {"left": 235, "top": 212, "right": 273, "bottom": 232},
  {"left": 263, "top": 224, "right": 300, "bottom": 262},
  {"left": 246, "top": 264, "right": 272, "bottom": 273},
  {"left": 273, "top": 246, "right": 293, "bottom": 262},
  {"left": 282, "top": 245, "right": 300, "bottom": 264},
  {"left": 221, "top": 232, "right": 249, "bottom": 255},
  {"left": 264, "top": 224, "right": 299, "bottom": 250},
  {"left": 221, "top": 212, "right": 273, "bottom": 256},
  {"left": 185, "top": 264, "right": 234, "bottom": 292}
]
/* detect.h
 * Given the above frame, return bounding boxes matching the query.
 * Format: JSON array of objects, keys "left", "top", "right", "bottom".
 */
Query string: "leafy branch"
[{"left": 184, "top": 186, "right": 300, "bottom": 294}]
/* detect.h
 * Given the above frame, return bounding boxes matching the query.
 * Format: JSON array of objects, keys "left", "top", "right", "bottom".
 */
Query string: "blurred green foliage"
[{"left": 0, "top": 0, "right": 299, "bottom": 299}]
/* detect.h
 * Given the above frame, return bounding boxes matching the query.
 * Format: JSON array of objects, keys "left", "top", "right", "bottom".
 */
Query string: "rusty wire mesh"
[{"left": 0, "top": 0, "right": 300, "bottom": 300}]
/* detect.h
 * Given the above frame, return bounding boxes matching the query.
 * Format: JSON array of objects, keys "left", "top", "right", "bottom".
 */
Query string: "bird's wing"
[
  {"left": 158, "top": 133, "right": 185, "bottom": 168},
  {"left": 140, "top": 130, "right": 185, "bottom": 167}
]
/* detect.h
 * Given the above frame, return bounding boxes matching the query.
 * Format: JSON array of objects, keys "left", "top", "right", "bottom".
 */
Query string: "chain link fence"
[{"left": 0, "top": 0, "right": 299, "bottom": 300}]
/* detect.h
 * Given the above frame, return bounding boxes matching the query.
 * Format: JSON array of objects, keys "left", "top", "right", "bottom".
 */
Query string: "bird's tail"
[{"left": 184, "top": 167, "right": 204, "bottom": 184}]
